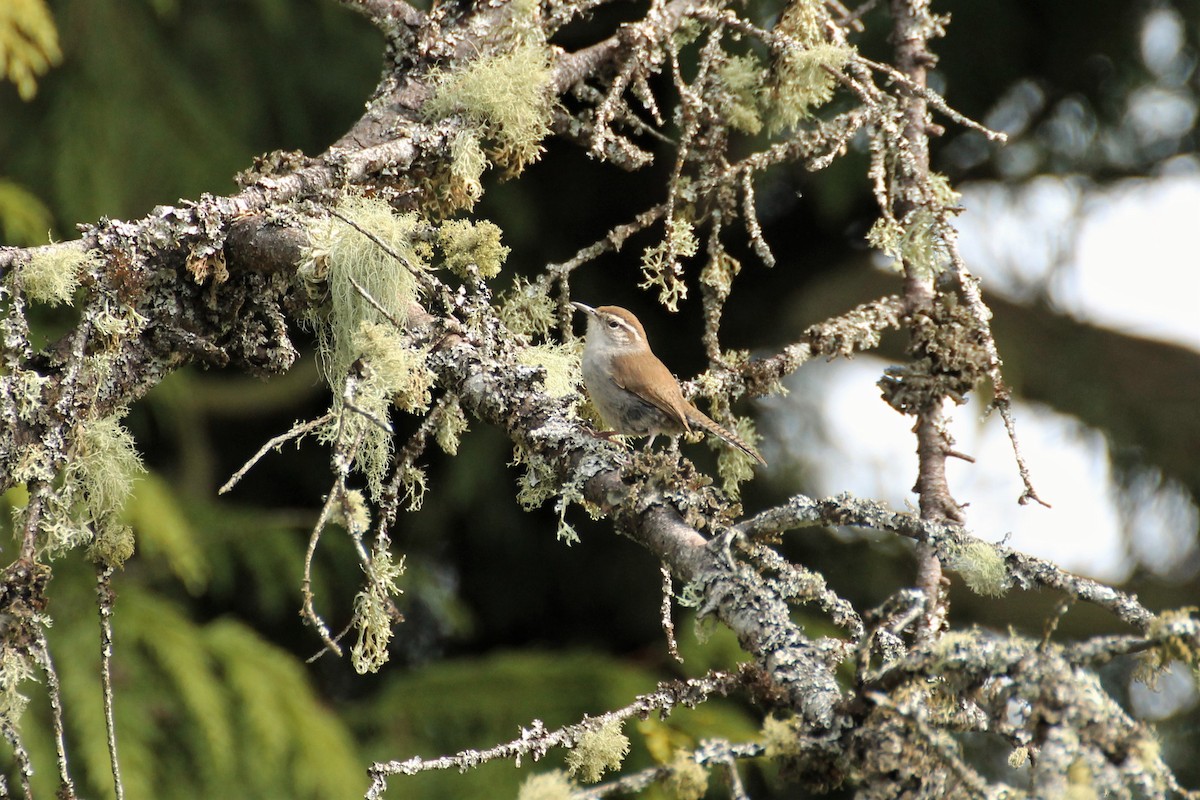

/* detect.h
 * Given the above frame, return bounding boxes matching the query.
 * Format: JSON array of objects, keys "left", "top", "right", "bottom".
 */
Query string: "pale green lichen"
[
  {"left": 73, "top": 414, "right": 146, "bottom": 529},
  {"left": 699, "top": 249, "right": 741, "bottom": 304},
  {"left": 565, "top": 719, "right": 630, "bottom": 783},
  {"left": 434, "top": 396, "right": 469, "bottom": 456},
  {"left": 335, "top": 489, "right": 371, "bottom": 535},
  {"left": 36, "top": 414, "right": 144, "bottom": 557},
  {"left": 437, "top": 218, "right": 509, "bottom": 280},
  {"left": 18, "top": 247, "right": 91, "bottom": 305},
  {"left": 517, "top": 770, "right": 575, "bottom": 800},
  {"left": 641, "top": 216, "right": 697, "bottom": 312},
  {"left": 767, "top": 42, "right": 853, "bottom": 132},
  {"left": 553, "top": 486, "right": 583, "bottom": 546},
  {"left": 87, "top": 521, "right": 136, "bottom": 568},
  {"left": 517, "top": 343, "right": 581, "bottom": 399},
  {"left": 514, "top": 447, "right": 557, "bottom": 511},
  {"left": 330, "top": 321, "right": 434, "bottom": 497},
  {"left": 761, "top": 714, "right": 803, "bottom": 758},
  {"left": 447, "top": 130, "right": 487, "bottom": 208},
  {"left": 350, "top": 544, "right": 406, "bottom": 674},
  {"left": 353, "top": 321, "right": 434, "bottom": 414},
  {"left": 302, "top": 195, "right": 429, "bottom": 388},
  {"left": 399, "top": 464, "right": 428, "bottom": 512},
  {"left": 499, "top": 276, "right": 556, "bottom": 338},
  {"left": 717, "top": 53, "right": 765, "bottom": 135},
  {"left": 92, "top": 297, "right": 149, "bottom": 342},
  {"left": 928, "top": 171, "right": 963, "bottom": 207},
  {"left": 766, "top": 1, "right": 853, "bottom": 132},
  {"left": 664, "top": 751, "right": 709, "bottom": 800},
  {"left": 1133, "top": 607, "right": 1200, "bottom": 688},
  {"left": 0, "top": 648, "right": 36, "bottom": 728},
  {"left": 866, "top": 210, "right": 950, "bottom": 279},
  {"left": 945, "top": 538, "right": 1010, "bottom": 597},
  {"left": 424, "top": 42, "right": 554, "bottom": 174}
]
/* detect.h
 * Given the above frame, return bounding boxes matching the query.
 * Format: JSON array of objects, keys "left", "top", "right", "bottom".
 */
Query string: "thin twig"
[
  {"left": 330, "top": 210, "right": 440, "bottom": 296},
  {"left": 302, "top": 485, "right": 347, "bottom": 658},
  {"left": 946, "top": 237, "right": 1050, "bottom": 508},
  {"left": 32, "top": 630, "right": 75, "bottom": 799},
  {"left": 660, "top": 565, "right": 683, "bottom": 663},
  {"left": 856, "top": 55, "right": 1009, "bottom": 141},
  {"left": 346, "top": 275, "right": 409, "bottom": 333},
  {"left": 219, "top": 413, "right": 335, "bottom": 494},
  {"left": 0, "top": 722, "right": 34, "bottom": 799},
  {"left": 95, "top": 568, "right": 123, "bottom": 800}
]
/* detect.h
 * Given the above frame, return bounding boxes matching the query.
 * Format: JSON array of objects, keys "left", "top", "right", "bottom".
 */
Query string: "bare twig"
[
  {"left": 660, "top": 565, "right": 683, "bottom": 663},
  {"left": 94, "top": 568, "right": 123, "bottom": 800},
  {"left": 219, "top": 413, "right": 335, "bottom": 495}
]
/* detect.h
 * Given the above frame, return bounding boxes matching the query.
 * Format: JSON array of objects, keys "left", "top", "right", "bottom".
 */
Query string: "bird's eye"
[{"left": 607, "top": 319, "right": 619, "bottom": 329}]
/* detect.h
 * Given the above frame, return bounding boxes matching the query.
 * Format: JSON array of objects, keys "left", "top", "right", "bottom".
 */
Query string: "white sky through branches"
[{"left": 765, "top": 168, "right": 1200, "bottom": 586}]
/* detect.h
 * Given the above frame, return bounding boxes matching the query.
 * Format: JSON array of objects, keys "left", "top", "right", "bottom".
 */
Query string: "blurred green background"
[{"left": 2, "top": 0, "right": 1199, "bottom": 796}]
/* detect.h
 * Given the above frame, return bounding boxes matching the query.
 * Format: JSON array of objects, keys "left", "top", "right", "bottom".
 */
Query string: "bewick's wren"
[{"left": 573, "top": 303, "right": 766, "bottom": 466}]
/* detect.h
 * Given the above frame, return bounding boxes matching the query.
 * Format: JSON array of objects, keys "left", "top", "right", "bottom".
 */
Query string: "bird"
[{"left": 573, "top": 302, "right": 766, "bottom": 466}]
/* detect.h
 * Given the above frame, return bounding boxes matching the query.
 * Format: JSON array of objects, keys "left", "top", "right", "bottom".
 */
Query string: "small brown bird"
[{"left": 573, "top": 303, "right": 766, "bottom": 466}]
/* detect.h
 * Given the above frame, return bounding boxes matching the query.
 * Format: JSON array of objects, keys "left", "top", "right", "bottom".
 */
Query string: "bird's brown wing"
[{"left": 612, "top": 355, "right": 692, "bottom": 432}]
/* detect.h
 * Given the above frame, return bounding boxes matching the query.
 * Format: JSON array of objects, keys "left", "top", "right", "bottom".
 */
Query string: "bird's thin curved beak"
[{"left": 571, "top": 302, "right": 595, "bottom": 316}]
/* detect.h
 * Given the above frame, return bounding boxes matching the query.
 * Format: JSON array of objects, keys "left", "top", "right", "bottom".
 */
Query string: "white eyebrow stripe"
[{"left": 604, "top": 314, "right": 640, "bottom": 339}]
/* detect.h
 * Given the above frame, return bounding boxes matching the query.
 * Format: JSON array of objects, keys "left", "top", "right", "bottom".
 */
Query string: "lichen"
[
  {"left": 499, "top": 276, "right": 556, "bottom": 339},
  {"left": 516, "top": 343, "right": 581, "bottom": 399},
  {"left": 766, "top": 1, "right": 854, "bottom": 132},
  {"left": 301, "top": 195, "right": 429, "bottom": 388},
  {"left": 945, "top": 538, "right": 1010, "bottom": 597},
  {"left": 335, "top": 489, "right": 371, "bottom": 535},
  {"left": 433, "top": 396, "right": 469, "bottom": 456},
  {"left": 1133, "top": 607, "right": 1199, "bottom": 688},
  {"left": 423, "top": 42, "right": 554, "bottom": 174},
  {"left": 332, "top": 321, "right": 434, "bottom": 497},
  {"left": 641, "top": 216, "right": 697, "bottom": 312},
  {"left": 0, "top": 648, "right": 36, "bottom": 728},
  {"left": 350, "top": 543, "right": 405, "bottom": 674},
  {"left": 352, "top": 321, "right": 434, "bottom": 415},
  {"left": 664, "top": 750, "right": 709, "bottom": 800},
  {"left": 447, "top": 130, "right": 487, "bottom": 209},
  {"left": 715, "top": 416, "right": 760, "bottom": 499},
  {"left": 565, "top": 719, "right": 630, "bottom": 783},
  {"left": 762, "top": 714, "right": 803, "bottom": 758},
  {"left": 717, "top": 54, "right": 765, "bottom": 136},
  {"left": 87, "top": 521, "right": 136, "bottom": 568},
  {"left": 437, "top": 218, "right": 509, "bottom": 280},
  {"left": 73, "top": 414, "right": 145, "bottom": 530},
  {"left": 18, "top": 247, "right": 91, "bottom": 305},
  {"left": 517, "top": 770, "right": 575, "bottom": 800}
]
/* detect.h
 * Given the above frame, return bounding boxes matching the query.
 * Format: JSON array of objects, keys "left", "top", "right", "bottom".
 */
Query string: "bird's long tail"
[{"left": 686, "top": 407, "right": 767, "bottom": 466}]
